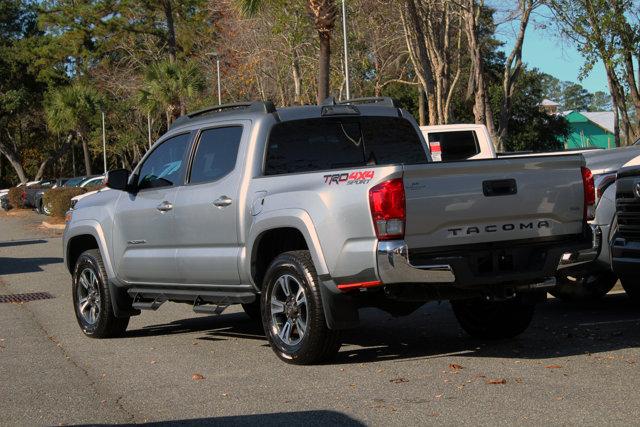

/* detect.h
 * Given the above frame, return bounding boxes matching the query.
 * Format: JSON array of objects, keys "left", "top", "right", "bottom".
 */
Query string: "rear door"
[
  {"left": 173, "top": 125, "right": 246, "bottom": 285},
  {"left": 403, "top": 155, "right": 586, "bottom": 250},
  {"left": 112, "top": 132, "right": 191, "bottom": 284}
]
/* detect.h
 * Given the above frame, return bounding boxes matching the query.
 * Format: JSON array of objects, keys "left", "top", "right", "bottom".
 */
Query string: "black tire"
[
  {"left": 241, "top": 300, "right": 262, "bottom": 323},
  {"left": 550, "top": 271, "right": 617, "bottom": 301},
  {"left": 621, "top": 275, "right": 640, "bottom": 303},
  {"left": 72, "top": 249, "right": 129, "bottom": 338},
  {"left": 261, "top": 250, "right": 341, "bottom": 365},
  {"left": 451, "top": 297, "right": 535, "bottom": 339}
]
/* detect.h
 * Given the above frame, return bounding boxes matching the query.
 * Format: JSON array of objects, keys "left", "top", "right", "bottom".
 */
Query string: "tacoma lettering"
[{"left": 448, "top": 221, "right": 551, "bottom": 236}]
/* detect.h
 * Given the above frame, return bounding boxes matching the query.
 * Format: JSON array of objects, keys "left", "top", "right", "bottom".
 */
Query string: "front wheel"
[
  {"left": 261, "top": 251, "right": 341, "bottom": 365},
  {"left": 72, "top": 249, "right": 129, "bottom": 338},
  {"left": 451, "top": 297, "right": 535, "bottom": 339},
  {"left": 621, "top": 276, "right": 640, "bottom": 303}
]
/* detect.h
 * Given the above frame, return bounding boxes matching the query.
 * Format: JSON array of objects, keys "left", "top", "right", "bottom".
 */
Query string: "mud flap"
[
  {"left": 108, "top": 279, "right": 141, "bottom": 318},
  {"left": 319, "top": 279, "right": 360, "bottom": 330}
]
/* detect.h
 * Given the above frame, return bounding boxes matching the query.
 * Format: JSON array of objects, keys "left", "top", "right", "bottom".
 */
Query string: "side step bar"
[{"left": 127, "top": 285, "right": 256, "bottom": 314}]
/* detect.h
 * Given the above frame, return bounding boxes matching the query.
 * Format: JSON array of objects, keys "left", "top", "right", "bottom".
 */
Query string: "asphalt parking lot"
[{"left": 2, "top": 210, "right": 640, "bottom": 426}]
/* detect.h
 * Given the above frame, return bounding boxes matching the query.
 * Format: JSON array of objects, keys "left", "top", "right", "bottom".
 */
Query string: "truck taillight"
[
  {"left": 369, "top": 178, "right": 405, "bottom": 240},
  {"left": 581, "top": 166, "right": 595, "bottom": 220}
]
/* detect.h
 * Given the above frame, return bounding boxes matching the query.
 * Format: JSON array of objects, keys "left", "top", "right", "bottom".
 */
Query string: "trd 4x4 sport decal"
[{"left": 324, "top": 170, "right": 375, "bottom": 186}]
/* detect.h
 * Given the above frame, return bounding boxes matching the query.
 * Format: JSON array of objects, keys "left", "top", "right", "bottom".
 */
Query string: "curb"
[{"left": 41, "top": 221, "right": 66, "bottom": 230}]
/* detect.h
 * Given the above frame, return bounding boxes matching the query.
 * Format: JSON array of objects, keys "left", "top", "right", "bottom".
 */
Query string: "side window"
[
  {"left": 265, "top": 118, "right": 366, "bottom": 175},
  {"left": 427, "top": 130, "right": 480, "bottom": 162},
  {"left": 189, "top": 126, "right": 243, "bottom": 184},
  {"left": 138, "top": 133, "right": 190, "bottom": 190}
]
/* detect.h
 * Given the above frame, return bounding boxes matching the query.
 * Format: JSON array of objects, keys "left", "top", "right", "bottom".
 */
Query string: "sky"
[{"left": 496, "top": 6, "right": 609, "bottom": 94}]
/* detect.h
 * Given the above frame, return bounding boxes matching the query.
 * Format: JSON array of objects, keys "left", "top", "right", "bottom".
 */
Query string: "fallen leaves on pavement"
[
  {"left": 192, "top": 373, "right": 205, "bottom": 381},
  {"left": 486, "top": 378, "right": 507, "bottom": 385}
]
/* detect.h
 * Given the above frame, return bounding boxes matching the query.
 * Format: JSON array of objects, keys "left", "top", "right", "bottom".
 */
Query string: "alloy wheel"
[
  {"left": 270, "top": 274, "right": 307, "bottom": 346},
  {"left": 77, "top": 267, "right": 101, "bottom": 325}
]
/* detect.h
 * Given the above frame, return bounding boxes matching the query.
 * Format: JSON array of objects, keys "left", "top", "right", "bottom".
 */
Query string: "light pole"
[
  {"left": 101, "top": 110, "right": 107, "bottom": 174},
  {"left": 342, "top": 0, "right": 350, "bottom": 100},
  {"left": 216, "top": 57, "right": 222, "bottom": 105},
  {"left": 209, "top": 51, "right": 222, "bottom": 105},
  {"left": 147, "top": 111, "right": 152, "bottom": 149}
]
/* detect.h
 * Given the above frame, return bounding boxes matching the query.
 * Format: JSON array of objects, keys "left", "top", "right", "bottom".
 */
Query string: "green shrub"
[
  {"left": 7, "top": 187, "right": 25, "bottom": 209},
  {"left": 43, "top": 188, "right": 87, "bottom": 218}
]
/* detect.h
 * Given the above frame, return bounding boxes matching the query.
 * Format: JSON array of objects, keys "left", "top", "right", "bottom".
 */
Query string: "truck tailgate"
[{"left": 403, "top": 155, "right": 586, "bottom": 250}]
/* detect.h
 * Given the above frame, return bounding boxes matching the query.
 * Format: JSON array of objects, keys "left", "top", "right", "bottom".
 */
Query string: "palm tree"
[
  {"left": 138, "top": 60, "right": 205, "bottom": 128},
  {"left": 238, "top": 0, "right": 338, "bottom": 104},
  {"left": 45, "top": 83, "right": 105, "bottom": 176}
]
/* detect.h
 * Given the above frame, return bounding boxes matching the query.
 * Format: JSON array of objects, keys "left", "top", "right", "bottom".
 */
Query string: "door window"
[
  {"left": 189, "top": 126, "right": 243, "bottom": 184},
  {"left": 137, "top": 133, "right": 191, "bottom": 190}
]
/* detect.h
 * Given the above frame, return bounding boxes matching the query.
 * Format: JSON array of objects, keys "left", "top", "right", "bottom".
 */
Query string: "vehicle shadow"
[
  {"left": 0, "top": 238, "right": 48, "bottom": 248},
  {"left": 85, "top": 410, "right": 365, "bottom": 426},
  {"left": 127, "top": 293, "right": 640, "bottom": 364},
  {"left": 0, "top": 256, "right": 63, "bottom": 275}
]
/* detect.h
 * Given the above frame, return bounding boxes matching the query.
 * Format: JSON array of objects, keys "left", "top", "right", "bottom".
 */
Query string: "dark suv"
[{"left": 611, "top": 159, "right": 640, "bottom": 301}]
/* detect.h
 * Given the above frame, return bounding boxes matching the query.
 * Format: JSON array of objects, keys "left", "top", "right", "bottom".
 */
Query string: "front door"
[
  {"left": 112, "top": 132, "right": 192, "bottom": 285},
  {"left": 173, "top": 125, "right": 245, "bottom": 285}
]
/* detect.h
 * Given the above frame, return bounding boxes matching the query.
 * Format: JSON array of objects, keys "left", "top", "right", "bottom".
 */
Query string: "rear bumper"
[
  {"left": 377, "top": 240, "right": 456, "bottom": 284},
  {"left": 557, "top": 224, "right": 601, "bottom": 270},
  {"left": 377, "top": 232, "right": 591, "bottom": 288}
]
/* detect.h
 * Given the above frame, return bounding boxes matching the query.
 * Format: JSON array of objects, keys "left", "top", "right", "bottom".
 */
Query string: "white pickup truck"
[{"left": 421, "top": 124, "right": 640, "bottom": 300}]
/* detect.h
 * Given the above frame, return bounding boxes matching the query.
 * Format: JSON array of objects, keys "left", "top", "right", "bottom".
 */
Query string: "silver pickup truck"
[{"left": 63, "top": 99, "right": 594, "bottom": 364}]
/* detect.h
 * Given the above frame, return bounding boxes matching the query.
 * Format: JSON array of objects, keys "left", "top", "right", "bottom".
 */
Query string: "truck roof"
[{"left": 168, "top": 98, "right": 406, "bottom": 134}]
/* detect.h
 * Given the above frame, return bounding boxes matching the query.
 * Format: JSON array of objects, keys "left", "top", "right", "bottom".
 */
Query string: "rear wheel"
[
  {"left": 550, "top": 271, "right": 617, "bottom": 301},
  {"left": 261, "top": 251, "right": 341, "bottom": 365},
  {"left": 451, "top": 297, "right": 535, "bottom": 339},
  {"left": 72, "top": 249, "right": 129, "bottom": 338},
  {"left": 621, "top": 276, "right": 640, "bottom": 303}
]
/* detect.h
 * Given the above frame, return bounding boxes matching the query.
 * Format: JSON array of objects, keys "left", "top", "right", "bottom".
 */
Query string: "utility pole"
[
  {"left": 147, "top": 111, "right": 152, "bottom": 149},
  {"left": 342, "top": 0, "right": 350, "bottom": 100},
  {"left": 216, "top": 57, "right": 222, "bottom": 105},
  {"left": 101, "top": 111, "right": 107, "bottom": 174}
]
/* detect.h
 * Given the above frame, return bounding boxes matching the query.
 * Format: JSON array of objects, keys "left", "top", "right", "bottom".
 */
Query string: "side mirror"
[{"left": 105, "top": 169, "right": 131, "bottom": 191}]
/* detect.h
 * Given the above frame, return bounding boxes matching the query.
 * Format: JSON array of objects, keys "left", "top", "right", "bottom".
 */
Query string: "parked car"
[
  {"left": 421, "top": 123, "right": 640, "bottom": 300},
  {"left": 24, "top": 179, "right": 58, "bottom": 209},
  {"left": 34, "top": 178, "right": 71, "bottom": 214},
  {"left": 69, "top": 176, "right": 107, "bottom": 210},
  {"left": 64, "top": 99, "right": 594, "bottom": 364},
  {"left": 611, "top": 154, "right": 640, "bottom": 302}
]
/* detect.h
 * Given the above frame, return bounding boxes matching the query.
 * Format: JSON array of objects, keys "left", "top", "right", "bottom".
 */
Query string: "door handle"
[
  {"left": 213, "top": 196, "right": 233, "bottom": 208},
  {"left": 156, "top": 201, "right": 173, "bottom": 212}
]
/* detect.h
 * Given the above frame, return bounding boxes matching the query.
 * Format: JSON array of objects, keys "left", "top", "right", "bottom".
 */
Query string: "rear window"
[
  {"left": 427, "top": 130, "right": 480, "bottom": 162},
  {"left": 265, "top": 117, "right": 426, "bottom": 175}
]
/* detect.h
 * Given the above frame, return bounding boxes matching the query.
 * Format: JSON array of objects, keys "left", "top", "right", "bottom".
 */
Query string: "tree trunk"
[
  {"left": 292, "top": 49, "right": 302, "bottom": 105},
  {"left": 80, "top": 136, "right": 92, "bottom": 175},
  {"left": 418, "top": 88, "right": 426, "bottom": 126},
  {"left": 402, "top": 0, "right": 438, "bottom": 125},
  {"left": 496, "top": 0, "right": 533, "bottom": 152},
  {"left": 0, "top": 140, "right": 28, "bottom": 184},
  {"left": 317, "top": 33, "right": 331, "bottom": 104},
  {"left": 162, "top": 0, "right": 177, "bottom": 63},
  {"left": 463, "top": 0, "right": 496, "bottom": 145},
  {"left": 34, "top": 134, "right": 73, "bottom": 181}
]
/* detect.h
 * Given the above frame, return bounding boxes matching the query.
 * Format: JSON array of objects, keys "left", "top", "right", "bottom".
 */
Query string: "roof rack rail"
[
  {"left": 170, "top": 101, "right": 276, "bottom": 129},
  {"left": 338, "top": 97, "right": 395, "bottom": 107}
]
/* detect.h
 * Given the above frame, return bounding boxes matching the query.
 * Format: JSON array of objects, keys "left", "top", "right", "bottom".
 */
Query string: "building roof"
[
  {"left": 540, "top": 98, "right": 560, "bottom": 106},
  {"left": 580, "top": 111, "right": 615, "bottom": 134}
]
